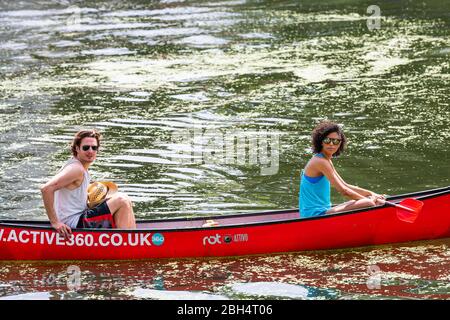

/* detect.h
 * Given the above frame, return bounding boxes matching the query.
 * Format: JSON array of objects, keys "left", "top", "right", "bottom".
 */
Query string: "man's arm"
[{"left": 40, "top": 164, "right": 83, "bottom": 238}]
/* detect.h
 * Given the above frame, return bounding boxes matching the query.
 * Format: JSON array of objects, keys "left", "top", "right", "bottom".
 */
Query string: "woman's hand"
[
  {"left": 369, "top": 192, "right": 386, "bottom": 200},
  {"left": 367, "top": 194, "right": 386, "bottom": 205}
]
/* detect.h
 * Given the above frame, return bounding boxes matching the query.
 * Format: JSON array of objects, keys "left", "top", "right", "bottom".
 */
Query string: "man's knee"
[
  {"left": 110, "top": 193, "right": 132, "bottom": 209},
  {"left": 118, "top": 193, "right": 132, "bottom": 207}
]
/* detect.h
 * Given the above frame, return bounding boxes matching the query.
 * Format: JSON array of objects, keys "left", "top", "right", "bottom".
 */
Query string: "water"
[
  {"left": 0, "top": 0, "right": 449, "bottom": 299},
  {"left": 0, "top": 240, "right": 449, "bottom": 300}
]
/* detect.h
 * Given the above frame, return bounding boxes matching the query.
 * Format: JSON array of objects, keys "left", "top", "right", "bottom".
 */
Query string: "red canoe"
[{"left": 0, "top": 186, "right": 449, "bottom": 261}]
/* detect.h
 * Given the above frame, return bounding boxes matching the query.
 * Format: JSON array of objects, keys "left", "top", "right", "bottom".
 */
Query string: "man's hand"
[{"left": 51, "top": 221, "right": 72, "bottom": 240}]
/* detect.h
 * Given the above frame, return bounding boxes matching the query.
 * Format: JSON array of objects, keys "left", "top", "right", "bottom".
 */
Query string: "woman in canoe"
[{"left": 299, "top": 121, "right": 385, "bottom": 218}]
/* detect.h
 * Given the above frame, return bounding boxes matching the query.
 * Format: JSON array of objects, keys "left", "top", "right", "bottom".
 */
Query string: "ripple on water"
[
  {"left": 229, "top": 282, "right": 309, "bottom": 299},
  {"left": 129, "top": 288, "right": 229, "bottom": 300},
  {"left": 202, "top": 0, "right": 247, "bottom": 6},
  {"left": 172, "top": 92, "right": 210, "bottom": 102},
  {"left": 0, "top": 292, "right": 52, "bottom": 300},
  {"left": 224, "top": 282, "right": 343, "bottom": 299},
  {"left": 239, "top": 32, "right": 275, "bottom": 40},
  {"left": 81, "top": 48, "right": 136, "bottom": 57},
  {"left": 176, "top": 35, "right": 230, "bottom": 47}
]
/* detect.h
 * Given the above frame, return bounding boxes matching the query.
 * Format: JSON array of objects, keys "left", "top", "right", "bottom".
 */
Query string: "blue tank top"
[{"left": 299, "top": 154, "right": 331, "bottom": 218}]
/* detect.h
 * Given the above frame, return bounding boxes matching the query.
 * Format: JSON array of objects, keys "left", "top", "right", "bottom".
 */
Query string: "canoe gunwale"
[{"left": 0, "top": 185, "right": 448, "bottom": 233}]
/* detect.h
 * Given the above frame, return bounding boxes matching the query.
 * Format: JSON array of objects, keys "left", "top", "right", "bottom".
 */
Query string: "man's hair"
[
  {"left": 71, "top": 129, "right": 102, "bottom": 157},
  {"left": 311, "top": 120, "right": 346, "bottom": 157}
]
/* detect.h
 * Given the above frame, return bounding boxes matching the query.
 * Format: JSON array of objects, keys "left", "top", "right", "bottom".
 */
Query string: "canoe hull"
[{"left": 0, "top": 187, "right": 449, "bottom": 260}]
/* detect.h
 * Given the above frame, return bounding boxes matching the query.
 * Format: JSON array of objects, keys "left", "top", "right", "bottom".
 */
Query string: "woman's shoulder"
[
  {"left": 308, "top": 154, "right": 331, "bottom": 169},
  {"left": 310, "top": 154, "right": 328, "bottom": 163}
]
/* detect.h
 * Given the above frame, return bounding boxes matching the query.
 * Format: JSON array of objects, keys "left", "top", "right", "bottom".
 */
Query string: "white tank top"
[{"left": 54, "top": 158, "right": 90, "bottom": 228}]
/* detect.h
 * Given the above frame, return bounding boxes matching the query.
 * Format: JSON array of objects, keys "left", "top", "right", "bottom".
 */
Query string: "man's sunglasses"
[
  {"left": 322, "top": 137, "right": 342, "bottom": 145},
  {"left": 81, "top": 145, "right": 98, "bottom": 151}
]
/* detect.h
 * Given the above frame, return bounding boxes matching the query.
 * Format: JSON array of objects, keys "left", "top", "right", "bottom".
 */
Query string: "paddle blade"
[{"left": 396, "top": 198, "right": 423, "bottom": 223}]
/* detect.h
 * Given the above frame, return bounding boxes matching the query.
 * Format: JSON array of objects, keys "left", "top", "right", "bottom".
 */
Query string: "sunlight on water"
[
  {"left": 0, "top": 292, "right": 52, "bottom": 300},
  {"left": 129, "top": 288, "right": 229, "bottom": 300},
  {"left": 228, "top": 282, "right": 309, "bottom": 299}
]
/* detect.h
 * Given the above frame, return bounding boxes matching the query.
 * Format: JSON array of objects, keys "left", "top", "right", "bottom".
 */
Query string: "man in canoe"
[
  {"left": 299, "top": 121, "right": 385, "bottom": 218},
  {"left": 41, "top": 129, "right": 136, "bottom": 239}
]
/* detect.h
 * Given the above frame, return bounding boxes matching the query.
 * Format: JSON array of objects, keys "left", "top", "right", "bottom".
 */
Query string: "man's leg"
[{"left": 106, "top": 193, "right": 136, "bottom": 229}]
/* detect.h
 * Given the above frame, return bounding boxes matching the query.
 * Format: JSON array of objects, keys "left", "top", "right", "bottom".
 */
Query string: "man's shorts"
[{"left": 76, "top": 201, "right": 116, "bottom": 229}]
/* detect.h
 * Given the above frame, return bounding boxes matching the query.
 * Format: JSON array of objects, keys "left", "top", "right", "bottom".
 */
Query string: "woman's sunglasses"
[
  {"left": 322, "top": 137, "right": 342, "bottom": 145},
  {"left": 81, "top": 145, "right": 98, "bottom": 151}
]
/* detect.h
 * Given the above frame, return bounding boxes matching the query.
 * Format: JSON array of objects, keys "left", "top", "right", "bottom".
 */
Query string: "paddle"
[{"left": 385, "top": 198, "right": 424, "bottom": 223}]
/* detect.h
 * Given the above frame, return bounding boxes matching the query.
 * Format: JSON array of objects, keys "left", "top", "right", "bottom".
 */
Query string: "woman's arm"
[
  {"left": 346, "top": 184, "right": 374, "bottom": 197},
  {"left": 315, "top": 159, "right": 366, "bottom": 201},
  {"left": 335, "top": 173, "right": 373, "bottom": 196},
  {"left": 329, "top": 162, "right": 384, "bottom": 198}
]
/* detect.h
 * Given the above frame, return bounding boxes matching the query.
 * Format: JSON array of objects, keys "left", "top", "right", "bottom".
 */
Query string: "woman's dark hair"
[
  {"left": 71, "top": 129, "right": 102, "bottom": 157},
  {"left": 311, "top": 121, "right": 346, "bottom": 157}
]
